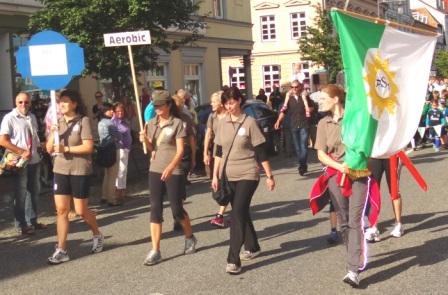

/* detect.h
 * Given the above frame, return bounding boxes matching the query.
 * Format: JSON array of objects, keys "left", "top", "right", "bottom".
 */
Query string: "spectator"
[
  {"left": 255, "top": 89, "right": 267, "bottom": 103},
  {"left": 426, "top": 99, "right": 446, "bottom": 152},
  {"left": 274, "top": 80, "right": 314, "bottom": 176},
  {"left": 112, "top": 102, "right": 132, "bottom": 202},
  {"left": 0, "top": 92, "right": 46, "bottom": 235},
  {"left": 98, "top": 103, "right": 121, "bottom": 206},
  {"left": 92, "top": 91, "right": 104, "bottom": 121}
]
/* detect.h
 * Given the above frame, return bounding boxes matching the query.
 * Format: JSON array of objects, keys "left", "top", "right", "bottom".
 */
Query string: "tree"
[
  {"left": 434, "top": 50, "right": 448, "bottom": 78},
  {"left": 29, "top": 0, "right": 205, "bottom": 98},
  {"left": 298, "top": 4, "right": 342, "bottom": 83}
]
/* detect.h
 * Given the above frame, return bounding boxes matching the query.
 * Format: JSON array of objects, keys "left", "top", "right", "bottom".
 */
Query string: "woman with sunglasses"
[{"left": 139, "top": 90, "right": 197, "bottom": 266}]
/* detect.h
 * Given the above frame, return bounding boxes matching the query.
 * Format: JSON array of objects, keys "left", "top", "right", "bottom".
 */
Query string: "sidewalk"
[{"left": 0, "top": 143, "right": 151, "bottom": 237}]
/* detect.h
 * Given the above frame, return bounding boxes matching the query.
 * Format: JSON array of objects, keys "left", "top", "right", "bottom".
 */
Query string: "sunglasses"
[{"left": 18, "top": 101, "right": 30, "bottom": 105}]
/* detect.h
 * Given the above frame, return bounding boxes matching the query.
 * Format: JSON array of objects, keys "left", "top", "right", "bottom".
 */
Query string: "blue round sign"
[{"left": 16, "top": 30, "right": 85, "bottom": 90}]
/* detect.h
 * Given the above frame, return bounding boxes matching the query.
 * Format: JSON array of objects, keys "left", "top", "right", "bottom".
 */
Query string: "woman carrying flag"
[{"left": 313, "top": 84, "right": 371, "bottom": 287}]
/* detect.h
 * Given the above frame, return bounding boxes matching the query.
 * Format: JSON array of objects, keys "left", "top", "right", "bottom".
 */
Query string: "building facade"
[
  {"left": 91, "top": 0, "right": 253, "bottom": 108},
  {"left": 221, "top": 0, "right": 378, "bottom": 96},
  {"left": 1, "top": 0, "right": 253, "bottom": 114},
  {"left": 0, "top": 0, "right": 42, "bottom": 111}
]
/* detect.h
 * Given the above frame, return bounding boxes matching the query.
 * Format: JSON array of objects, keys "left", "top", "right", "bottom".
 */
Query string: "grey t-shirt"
[
  {"left": 315, "top": 115, "right": 345, "bottom": 162},
  {"left": 146, "top": 116, "right": 186, "bottom": 175},
  {"left": 53, "top": 116, "right": 94, "bottom": 176},
  {"left": 215, "top": 114, "right": 266, "bottom": 181}
]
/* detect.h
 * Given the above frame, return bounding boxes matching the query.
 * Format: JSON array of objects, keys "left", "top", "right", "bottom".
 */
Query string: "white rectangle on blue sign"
[
  {"left": 29, "top": 44, "right": 68, "bottom": 76},
  {"left": 104, "top": 31, "right": 151, "bottom": 47}
]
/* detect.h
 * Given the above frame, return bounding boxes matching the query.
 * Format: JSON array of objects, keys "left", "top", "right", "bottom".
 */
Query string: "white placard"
[
  {"left": 29, "top": 44, "right": 68, "bottom": 76},
  {"left": 104, "top": 30, "right": 151, "bottom": 47}
]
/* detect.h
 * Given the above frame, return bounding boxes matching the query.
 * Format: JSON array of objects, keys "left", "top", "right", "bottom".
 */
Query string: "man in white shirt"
[{"left": 0, "top": 92, "right": 45, "bottom": 235}]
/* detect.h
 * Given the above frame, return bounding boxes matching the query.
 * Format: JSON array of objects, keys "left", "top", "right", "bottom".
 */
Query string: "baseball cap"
[{"left": 152, "top": 90, "right": 170, "bottom": 106}]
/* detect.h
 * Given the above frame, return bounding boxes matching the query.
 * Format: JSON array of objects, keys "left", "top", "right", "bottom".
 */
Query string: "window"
[
  {"left": 262, "top": 65, "right": 281, "bottom": 94},
  {"left": 213, "top": 0, "right": 224, "bottom": 18},
  {"left": 412, "top": 12, "right": 428, "bottom": 24},
  {"left": 260, "top": 15, "right": 276, "bottom": 41},
  {"left": 229, "top": 67, "right": 245, "bottom": 89},
  {"left": 145, "top": 64, "right": 169, "bottom": 90},
  {"left": 184, "top": 64, "right": 202, "bottom": 104},
  {"left": 290, "top": 12, "right": 307, "bottom": 39}
]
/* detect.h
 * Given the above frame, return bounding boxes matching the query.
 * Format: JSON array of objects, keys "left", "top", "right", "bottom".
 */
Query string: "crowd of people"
[{"left": 1, "top": 76, "right": 446, "bottom": 287}]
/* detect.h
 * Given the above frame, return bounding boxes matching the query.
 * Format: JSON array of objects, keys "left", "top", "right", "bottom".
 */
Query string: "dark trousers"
[
  {"left": 328, "top": 176, "right": 367, "bottom": 272},
  {"left": 227, "top": 180, "right": 260, "bottom": 266},
  {"left": 148, "top": 172, "right": 187, "bottom": 223},
  {"left": 291, "top": 127, "right": 309, "bottom": 169}
]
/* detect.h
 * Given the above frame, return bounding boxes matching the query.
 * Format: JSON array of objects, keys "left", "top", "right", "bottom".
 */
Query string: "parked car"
[{"left": 195, "top": 100, "right": 278, "bottom": 172}]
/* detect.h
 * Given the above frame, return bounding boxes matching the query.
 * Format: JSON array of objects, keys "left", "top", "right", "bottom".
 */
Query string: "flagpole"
[{"left": 332, "top": 7, "right": 438, "bottom": 37}]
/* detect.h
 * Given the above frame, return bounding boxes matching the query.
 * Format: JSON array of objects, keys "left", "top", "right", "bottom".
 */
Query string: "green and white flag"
[{"left": 331, "top": 10, "right": 436, "bottom": 171}]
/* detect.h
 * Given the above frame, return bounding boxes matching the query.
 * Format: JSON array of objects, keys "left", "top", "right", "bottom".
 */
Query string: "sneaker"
[
  {"left": 326, "top": 231, "right": 339, "bottom": 245},
  {"left": 20, "top": 225, "right": 35, "bottom": 235},
  {"left": 240, "top": 250, "right": 261, "bottom": 261},
  {"left": 364, "top": 227, "right": 381, "bottom": 243},
  {"left": 184, "top": 235, "right": 197, "bottom": 254},
  {"left": 390, "top": 223, "right": 404, "bottom": 238},
  {"left": 143, "top": 250, "right": 162, "bottom": 266},
  {"left": 298, "top": 166, "right": 307, "bottom": 176},
  {"left": 48, "top": 247, "right": 70, "bottom": 265},
  {"left": 210, "top": 214, "right": 225, "bottom": 228},
  {"left": 32, "top": 223, "right": 48, "bottom": 230},
  {"left": 343, "top": 271, "right": 360, "bottom": 287},
  {"left": 226, "top": 263, "right": 242, "bottom": 274},
  {"left": 91, "top": 234, "right": 104, "bottom": 253}
]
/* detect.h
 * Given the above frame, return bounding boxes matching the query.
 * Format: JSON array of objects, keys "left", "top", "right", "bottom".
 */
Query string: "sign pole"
[
  {"left": 127, "top": 44, "right": 147, "bottom": 154},
  {"left": 50, "top": 90, "right": 60, "bottom": 146}
]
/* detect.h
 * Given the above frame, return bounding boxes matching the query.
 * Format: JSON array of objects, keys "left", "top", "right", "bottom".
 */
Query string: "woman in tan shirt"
[
  {"left": 204, "top": 91, "right": 228, "bottom": 228},
  {"left": 46, "top": 89, "right": 103, "bottom": 264},
  {"left": 314, "top": 84, "right": 367, "bottom": 287},
  {"left": 212, "top": 87, "right": 275, "bottom": 274},
  {"left": 139, "top": 90, "right": 197, "bottom": 266}
]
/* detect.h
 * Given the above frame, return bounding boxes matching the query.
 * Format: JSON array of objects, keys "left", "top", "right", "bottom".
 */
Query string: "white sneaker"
[
  {"left": 343, "top": 271, "right": 360, "bottom": 287},
  {"left": 48, "top": 247, "right": 70, "bottom": 265},
  {"left": 92, "top": 234, "right": 104, "bottom": 253},
  {"left": 365, "top": 226, "right": 380, "bottom": 242},
  {"left": 390, "top": 223, "right": 404, "bottom": 238}
]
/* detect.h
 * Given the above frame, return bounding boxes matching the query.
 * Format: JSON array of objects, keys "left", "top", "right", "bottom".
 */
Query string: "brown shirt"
[
  {"left": 315, "top": 115, "right": 345, "bottom": 162},
  {"left": 146, "top": 116, "right": 186, "bottom": 175},
  {"left": 53, "top": 116, "right": 94, "bottom": 176},
  {"left": 215, "top": 113, "right": 266, "bottom": 181}
]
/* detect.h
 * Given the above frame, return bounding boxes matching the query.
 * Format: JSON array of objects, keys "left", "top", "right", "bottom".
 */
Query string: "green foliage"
[
  {"left": 434, "top": 50, "right": 448, "bottom": 78},
  {"left": 29, "top": 0, "right": 205, "bottom": 98},
  {"left": 298, "top": 4, "right": 342, "bottom": 83}
]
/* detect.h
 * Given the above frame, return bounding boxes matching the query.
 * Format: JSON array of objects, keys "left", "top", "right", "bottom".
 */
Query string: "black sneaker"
[{"left": 298, "top": 166, "right": 307, "bottom": 176}]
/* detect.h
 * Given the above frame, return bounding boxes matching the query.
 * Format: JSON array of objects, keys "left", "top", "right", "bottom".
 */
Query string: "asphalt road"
[{"left": 0, "top": 147, "right": 447, "bottom": 295}]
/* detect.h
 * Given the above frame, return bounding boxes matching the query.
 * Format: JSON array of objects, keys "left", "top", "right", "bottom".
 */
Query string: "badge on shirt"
[
  {"left": 238, "top": 127, "right": 246, "bottom": 136},
  {"left": 72, "top": 123, "right": 80, "bottom": 133},
  {"left": 165, "top": 127, "right": 174, "bottom": 136}
]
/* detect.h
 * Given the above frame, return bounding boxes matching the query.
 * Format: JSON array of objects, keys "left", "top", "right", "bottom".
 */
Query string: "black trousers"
[
  {"left": 227, "top": 179, "right": 260, "bottom": 266},
  {"left": 148, "top": 172, "right": 187, "bottom": 223}
]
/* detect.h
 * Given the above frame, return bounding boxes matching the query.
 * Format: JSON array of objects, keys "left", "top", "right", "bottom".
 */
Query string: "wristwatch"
[{"left": 267, "top": 175, "right": 274, "bottom": 180}]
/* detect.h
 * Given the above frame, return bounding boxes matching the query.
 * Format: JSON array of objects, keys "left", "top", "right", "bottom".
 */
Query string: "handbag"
[{"left": 212, "top": 115, "right": 246, "bottom": 205}]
